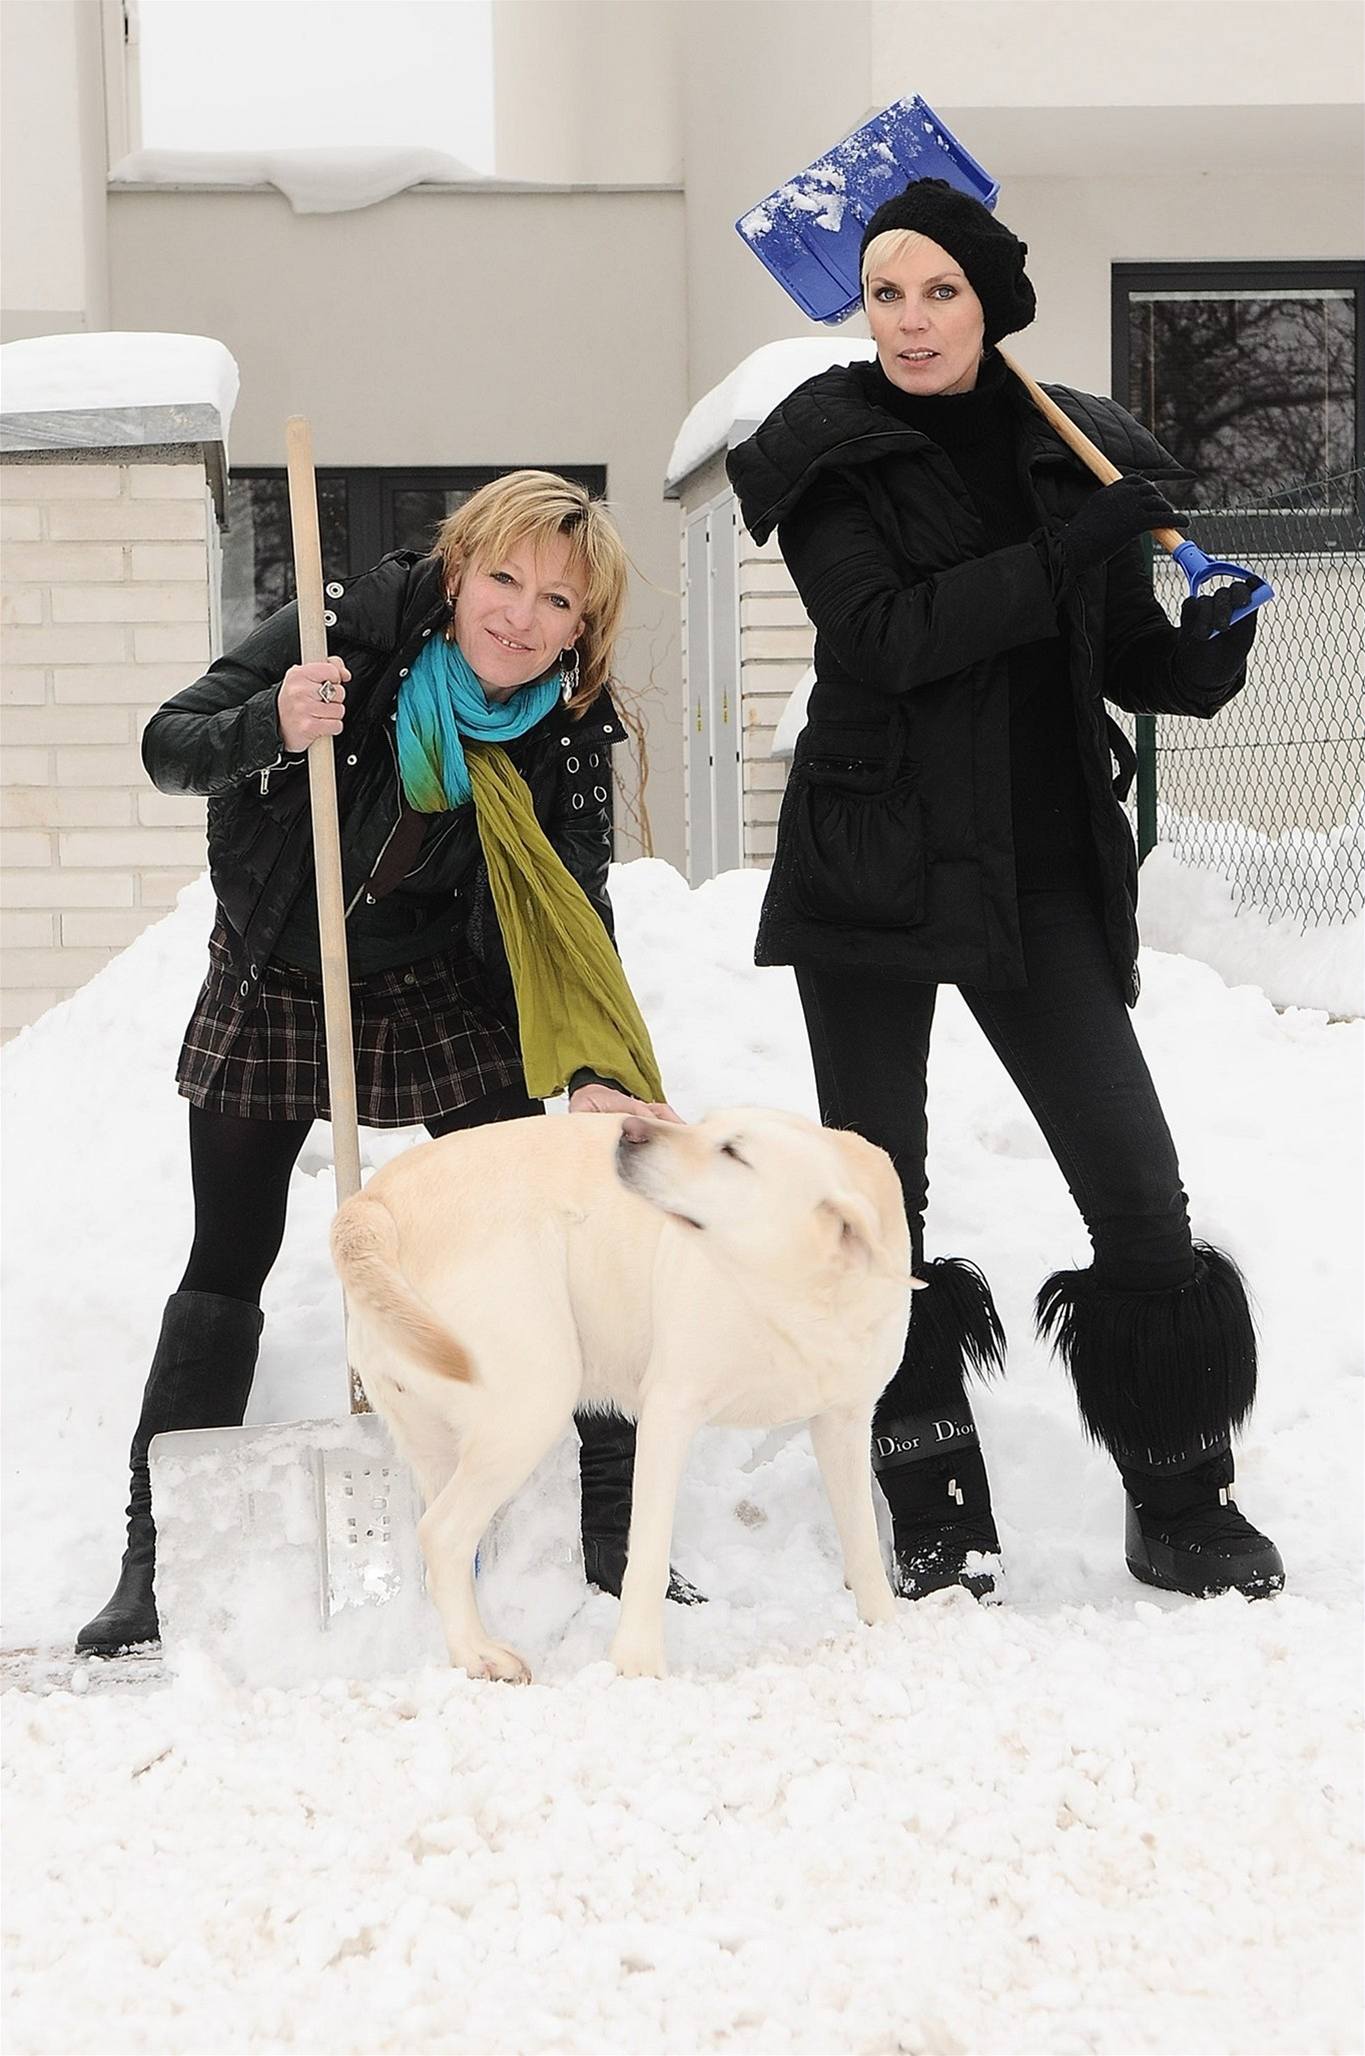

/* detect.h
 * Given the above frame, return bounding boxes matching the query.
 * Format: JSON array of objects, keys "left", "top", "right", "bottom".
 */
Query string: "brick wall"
[
  {"left": 0, "top": 457, "right": 215, "bottom": 1039},
  {"left": 739, "top": 531, "right": 809, "bottom": 864}
]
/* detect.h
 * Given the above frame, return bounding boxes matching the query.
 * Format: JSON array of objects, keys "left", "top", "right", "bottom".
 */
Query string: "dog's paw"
[
  {"left": 853, "top": 1576, "right": 899, "bottom": 1627},
  {"left": 453, "top": 1641, "right": 532, "bottom": 1684},
  {"left": 608, "top": 1635, "right": 667, "bottom": 1680}
]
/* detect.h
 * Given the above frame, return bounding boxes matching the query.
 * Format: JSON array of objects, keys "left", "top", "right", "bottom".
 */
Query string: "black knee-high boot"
[
  {"left": 1036, "top": 1243, "right": 1283, "bottom": 1597},
  {"left": 76, "top": 1291, "right": 265, "bottom": 1655},
  {"left": 871, "top": 1257, "right": 1007, "bottom": 1601},
  {"left": 575, "top": 1408, "right": 706, "bottom": 1606}
]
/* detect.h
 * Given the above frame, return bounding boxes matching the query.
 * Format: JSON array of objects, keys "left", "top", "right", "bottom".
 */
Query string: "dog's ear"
[{"left": 818, "top": 1191, "right": 887, "bottom": 1270}]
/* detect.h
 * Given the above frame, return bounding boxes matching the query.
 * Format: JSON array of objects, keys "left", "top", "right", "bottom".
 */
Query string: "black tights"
[
  {"left": 796, "top": 887, "right": 1196, "bottom": 1293},
  {"left": 178, "top": 1086, "right": 544, "bottom": 1304}
]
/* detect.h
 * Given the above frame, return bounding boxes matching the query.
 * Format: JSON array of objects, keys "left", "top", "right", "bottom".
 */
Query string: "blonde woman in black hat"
[
  {"left": 727, "top": 181, "right": 1281, "bottom": 1605},
  {"left": 77, "top": 470, "right": 703, "bottom": 1658}
]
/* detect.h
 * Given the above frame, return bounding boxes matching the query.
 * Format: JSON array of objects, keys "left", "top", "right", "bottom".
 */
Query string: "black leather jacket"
[{"left": 142, "top": 552, "right": 625, "bottom": 1026}]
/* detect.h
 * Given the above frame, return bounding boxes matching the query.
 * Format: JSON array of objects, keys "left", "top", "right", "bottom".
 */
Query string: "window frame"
[
  {"left": 1111, "top": 259, "right": 1365, "bottom": 541},
  {"left": 223, "top": 462, "right": 609, "bottom": 621}
]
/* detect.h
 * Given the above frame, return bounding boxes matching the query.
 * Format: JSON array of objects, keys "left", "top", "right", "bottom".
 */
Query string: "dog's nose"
[{"left": 619, "top": 1115, "right": 655, "bottom": 1147}]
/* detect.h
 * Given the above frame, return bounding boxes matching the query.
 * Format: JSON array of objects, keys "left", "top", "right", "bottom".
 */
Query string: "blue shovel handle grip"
[{"left": 1169, "top": 541, "right": 1275, "bottom": 628}]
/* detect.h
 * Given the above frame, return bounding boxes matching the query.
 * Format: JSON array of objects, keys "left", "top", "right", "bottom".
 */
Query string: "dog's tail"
[{"left": 330, "top": 1190, "right": 474, "bottom": 1383}]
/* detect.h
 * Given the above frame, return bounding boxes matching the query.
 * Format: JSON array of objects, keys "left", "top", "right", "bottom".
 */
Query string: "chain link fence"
[{"left": 1119, "top": 470, "right": 1364, "bottom": 926}]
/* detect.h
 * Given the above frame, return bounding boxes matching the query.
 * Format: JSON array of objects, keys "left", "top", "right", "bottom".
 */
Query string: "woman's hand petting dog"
[{"left": 569, "top": 1083, "right": 685, "bottom": 1124}]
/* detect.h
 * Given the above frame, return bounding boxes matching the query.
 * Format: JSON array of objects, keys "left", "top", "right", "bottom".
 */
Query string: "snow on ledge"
[
  {"left": 664, "top": 337, "right": 876, "bottom": 497},
  {"left": 1, "top": 333, "right": 238, "bottom": 423},
  {"left": 0, "top": 333, "right": 239, "bottom": 459},
  {"left": 110, "top": 145, "right": 486, "bottom": 216}
]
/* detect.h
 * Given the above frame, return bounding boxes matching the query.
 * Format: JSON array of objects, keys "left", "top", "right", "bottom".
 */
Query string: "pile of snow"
[
  {"left": 664, "top": 337, "right": 875, "bottom": 493},
  {"left": 1139, "top": 842, "right": 1363, "bottom": 1019},
  {"left": 0, "top": 332, "right": 239, "bottom": 434},
  {"left": 3, "top": 862, "right": 1361, "bottom": 2051},
  {"left": 110, "top": 146, "right": 486, "bottom": 216}
]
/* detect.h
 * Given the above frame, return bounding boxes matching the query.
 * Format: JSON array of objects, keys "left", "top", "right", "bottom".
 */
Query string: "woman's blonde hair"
[
  {"left": 433, "top": 469, "right": 628, "bottom": 715},
  {"left": 860, "top": 226, "right": 937, "bottom": 296}
]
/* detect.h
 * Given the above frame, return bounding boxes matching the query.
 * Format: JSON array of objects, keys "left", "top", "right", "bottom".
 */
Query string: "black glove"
[
  {"left": 1173, "top": 580, "right": 1258, "bottom": 690},
  {"left": 1058, "top": 474, "right": 1179, "bottom": 576}
]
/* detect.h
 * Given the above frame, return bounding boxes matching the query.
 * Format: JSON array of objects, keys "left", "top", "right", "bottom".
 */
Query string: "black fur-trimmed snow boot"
[
  {"left": 76, "top": 1291, "right": 264, "bottom": 1656},
  {"left": 575, "top": 1407, "right": 707, "bottom": 1606},
  {"left": 1122, "top": 1446, "right": 1284, "bottom": 1598},
  {"left": 1036, "top": 1242, "right": 1282, "bottom": 1597},
  {"left": 871, "top": 1257, "right": 1007, "bottom": 1602}
]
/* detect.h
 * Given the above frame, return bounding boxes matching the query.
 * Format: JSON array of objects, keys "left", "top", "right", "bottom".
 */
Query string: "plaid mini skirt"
[{"left": 176, "top": 918, "right": 524, "bottom": 1127}]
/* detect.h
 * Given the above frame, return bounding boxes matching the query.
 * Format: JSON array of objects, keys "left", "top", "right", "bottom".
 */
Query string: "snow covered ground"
[{"left": 3, "top": 861, "right": 1362, "bottom": 2053}]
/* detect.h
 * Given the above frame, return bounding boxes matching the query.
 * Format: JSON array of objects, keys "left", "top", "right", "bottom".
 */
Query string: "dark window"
[
  {"left": 221, "top": 464, "right": 608, "bottom": 647},
  {"left": 1113, "top": 262, "right": 1364, "bottom": 523}
]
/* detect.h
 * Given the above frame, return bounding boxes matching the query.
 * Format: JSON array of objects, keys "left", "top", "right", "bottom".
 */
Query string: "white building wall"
[
  {"left": 492, "top": 0, "right": 681, "bottom": 183},
  {"left": 0, "top": 0, "right": 112, "bottom": 340},
  {"left": 681, "top": 0, "right": 874, "bottom": 404},
  {"left": 869, "top": 0, "right": 1364, "bottom": 110}
]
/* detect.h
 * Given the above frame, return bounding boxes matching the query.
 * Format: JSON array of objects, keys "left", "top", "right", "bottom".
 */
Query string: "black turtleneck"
[{"left": 859, "top": 351, "right": 1093, "bottom": 890}]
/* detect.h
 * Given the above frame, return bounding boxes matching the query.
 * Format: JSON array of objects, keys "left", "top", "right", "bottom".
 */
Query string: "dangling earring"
[{"left": 560, "top": 646, "right": 580, "bottom": 703}]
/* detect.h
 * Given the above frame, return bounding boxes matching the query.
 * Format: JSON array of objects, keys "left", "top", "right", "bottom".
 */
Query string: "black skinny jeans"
[
  {"left": 178, "top": 1084, "right": 543, "bottom": 1304},
  {"left": 796, "top": 887, "right": 1195, "bottom": 1297}
]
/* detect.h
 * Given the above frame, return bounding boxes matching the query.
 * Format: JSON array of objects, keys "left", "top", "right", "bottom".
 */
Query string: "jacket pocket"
[{"left": 788, "top": 751, "right": 927, "bottom": 930}]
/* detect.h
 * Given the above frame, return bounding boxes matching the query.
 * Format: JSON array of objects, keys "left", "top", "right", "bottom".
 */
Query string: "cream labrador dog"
[{"left": 331, "top": 1107, "right": 916, "bottom": 1681}]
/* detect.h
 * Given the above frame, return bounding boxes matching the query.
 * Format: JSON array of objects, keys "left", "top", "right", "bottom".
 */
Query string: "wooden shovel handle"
[
  {"left": 996, "top": 349, "right": 1185, "bottom": 556},
  {"left": 285, "top": 419, "right": 367, "bottom": 1413}
]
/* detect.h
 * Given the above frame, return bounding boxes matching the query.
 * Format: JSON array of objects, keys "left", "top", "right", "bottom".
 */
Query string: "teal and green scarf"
[
  {"left": 395, "top": 630, "right": 562, "bottom": 811},
  {"left": 392, "top": 634, "right": 665, "bottom": 1105}
]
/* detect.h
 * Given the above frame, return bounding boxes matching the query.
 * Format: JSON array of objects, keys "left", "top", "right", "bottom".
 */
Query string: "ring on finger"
[{"left": 317, "top": 679, "right": 337, "bottom": 703}]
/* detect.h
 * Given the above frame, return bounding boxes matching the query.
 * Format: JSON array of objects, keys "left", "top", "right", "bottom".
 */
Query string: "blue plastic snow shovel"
[
  {"left": 736, "top": 96, "right": 1273, "bottom": 631},
  {"left": 737, "top": 95, "right": 998, "bottom": 327}
]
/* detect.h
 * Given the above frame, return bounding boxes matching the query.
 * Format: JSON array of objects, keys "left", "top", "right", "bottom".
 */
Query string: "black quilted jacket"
[
  {"left": 726, "top": 360, "right": 1245, "bottom": 1000},
  {"left": 142, "top": 552, "right": 625, "bottom": 1025}
]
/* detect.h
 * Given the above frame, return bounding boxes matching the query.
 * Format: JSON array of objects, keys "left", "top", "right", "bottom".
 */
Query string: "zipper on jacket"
[
  {"left": 343, "top": 726, "right": 403, "bottom": 918},
  {"left": 401, "top": 813, "right": 458, "bottom": 884}
]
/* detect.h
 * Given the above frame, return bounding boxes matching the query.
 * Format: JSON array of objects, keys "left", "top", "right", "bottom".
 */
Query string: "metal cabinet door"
[{"left": 710, "top": 501, "right": 743, "bottom": 873}]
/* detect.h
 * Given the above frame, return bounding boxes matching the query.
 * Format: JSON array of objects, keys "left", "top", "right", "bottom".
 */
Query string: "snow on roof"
[
  {"left": 0, "top": 333, "right": 239, "bottom": 451},
  {"left": 664, "top": 336, "right": 876, "bottom": 497},
  {"left": 109, "top": 145, "right": 485, "bottom": 216}
]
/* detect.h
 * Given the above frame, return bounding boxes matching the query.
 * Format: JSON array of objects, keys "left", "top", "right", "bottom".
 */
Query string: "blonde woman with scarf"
[{"left": 77, "top": 472, "right": 702, "bottom": 1659}]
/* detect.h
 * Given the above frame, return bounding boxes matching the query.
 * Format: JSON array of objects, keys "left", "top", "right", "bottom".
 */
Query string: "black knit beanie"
[{"left": 859, "top": 178, "right": 1036, "bottom": 345}]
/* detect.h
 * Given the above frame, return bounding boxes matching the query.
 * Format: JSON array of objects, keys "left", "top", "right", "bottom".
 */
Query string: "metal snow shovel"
[
  {"left": 736, "top": 95, "right": 1273, "bottom": 630},
  {"left": 147, "top": 418, "right": 440, "bottom": 1687}
]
